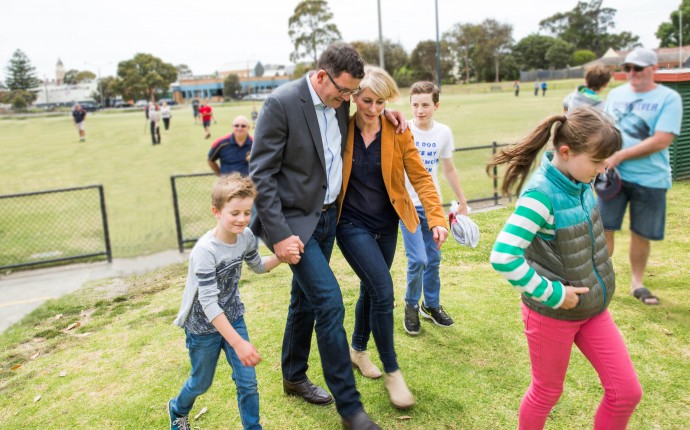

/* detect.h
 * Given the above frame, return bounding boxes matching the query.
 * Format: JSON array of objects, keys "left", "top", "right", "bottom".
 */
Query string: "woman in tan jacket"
[{"left": 336, "top": 66, "right": 448, "bottom": 409}]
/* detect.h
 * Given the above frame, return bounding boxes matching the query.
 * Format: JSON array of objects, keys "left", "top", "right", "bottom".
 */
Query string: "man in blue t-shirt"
[
  {"left": 207, "top": 115, "right": 252, "bottom": 176},
  {"left": 600, "top": 48, "right": 683, "bottom": 306},
  {"left": 72, "top": 103, "right": 87, "bottom": 142}
]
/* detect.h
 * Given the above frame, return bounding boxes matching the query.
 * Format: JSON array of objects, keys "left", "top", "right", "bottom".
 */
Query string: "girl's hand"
[{"left": 560, "top": 285, "right": 589, "bottom": 309}]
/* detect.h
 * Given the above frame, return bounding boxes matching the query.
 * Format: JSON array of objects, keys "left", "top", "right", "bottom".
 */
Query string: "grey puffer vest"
[{"left": 522, "top": 153, "right": 615, "bottom": 320}]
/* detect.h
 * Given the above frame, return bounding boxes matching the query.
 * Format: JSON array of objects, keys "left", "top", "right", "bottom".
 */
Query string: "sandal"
[{"left": 632, "top": 287, "right": 660, "bottom": 305}]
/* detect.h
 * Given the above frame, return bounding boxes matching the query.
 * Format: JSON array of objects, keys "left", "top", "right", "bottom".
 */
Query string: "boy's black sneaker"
[
  {"left": 419, "top": 303, "right": 454, "bottom": 327},
  {"left": 403, "top": 303, "right": 421, "bottom": 335}
]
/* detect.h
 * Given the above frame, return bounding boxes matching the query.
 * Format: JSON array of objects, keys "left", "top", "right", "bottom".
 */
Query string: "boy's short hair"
[
  {"left": 211, "top": 173, "right": 257, "bottom": 210},
  {"left": 584, "top": 64, "right": 612, "bottom": 92},
  {"left": 410, "top": 81, "right": 440, "bottom": 104}
]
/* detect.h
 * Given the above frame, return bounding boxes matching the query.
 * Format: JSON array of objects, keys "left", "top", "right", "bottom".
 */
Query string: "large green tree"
[
  {"left": 91, "top": 76, "right": 119, "bottom": 107},
  {"left": 288, "top": 0, "right": 342, "bottom": 67},
  {"left": 63, "top": 69, "right": 97, "bottom": 85},
  {"left": 545, "top": 38, "right": 576, "bottom": 68},
  {"left": 4, "top": 49, "right": 40, "bottom": 92},
  {"left": 513, "top": 34, "right": 557, "bottom": 70},
  {"left": 223, "top": 74, "right": 243, "bottom": 100},
  {"left": 445, "top": 19, "right": 513, "bottom": 83},
  {"left": 408, "top": 40, "right": 455, "bottom": 84},
  {"left": 539, "top": 0, "right": 639, "bottom": 55},
  {"left": 656, "top": 0, "right": 690, "bottom": 48},
  {"left": 116, "top": 53, "right": 177, "bottom": 101},
  {"left": 350, "top": 39, "right": 408, "bottom": 77}
]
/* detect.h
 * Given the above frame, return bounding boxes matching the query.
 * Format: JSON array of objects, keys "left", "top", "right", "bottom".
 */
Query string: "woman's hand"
[{"left": 432, "top": 226, "right": 448, "bottom": 249}]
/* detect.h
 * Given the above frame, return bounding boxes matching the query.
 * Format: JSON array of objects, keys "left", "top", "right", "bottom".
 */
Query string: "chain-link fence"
[
  {"left": 171, "top": 142, "right": 515, "bottom": 251},
  {"left": 0, "top": 185, "right": 112, "bottom": 270},
  {"left": 171, "top": 173, "right": 217, "bottom": 252}
]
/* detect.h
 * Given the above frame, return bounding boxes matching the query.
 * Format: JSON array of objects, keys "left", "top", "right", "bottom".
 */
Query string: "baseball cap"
[
  {"left": 623, "top": 48, "right": 658, "bottom": 67},
  {"left": 594, "top": 167, "right": 622, "bottom": 200}
]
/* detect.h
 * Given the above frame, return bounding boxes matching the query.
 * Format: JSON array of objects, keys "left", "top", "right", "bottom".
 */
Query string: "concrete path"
[{"left": 0, "top": 250, "right": 187, "bottom": 334}]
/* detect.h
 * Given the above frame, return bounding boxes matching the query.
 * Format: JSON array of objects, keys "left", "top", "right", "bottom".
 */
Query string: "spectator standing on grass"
[
  {"left": 160, "top": 100, "right": 172, "bottom": 131},
  {"left": 168, "top": 174, "right": 298, "bottom": 430},
  {"left": 249, "top": 43, "right": 406, "bottom": 430},
  {"left": 251, "top": 105, "right": 258, "bottom": 128},
  {"left": 336, "top": 68, "right": 447, "bottom": 409},
  {"left": 488, "top": 107, "right": 641, "bottom": 430},
  {"left": 541, "top": 80, "right": 548, "bottom": 96},
  {"left": 72, "top": 103, "right": 87, "bottom": 142},
  {"left": 599, "top": 47, "right": 682, "bottom": 306},
  {"left": 514, "top": 80, "right": 520, "bottom": 97},
  {"left": 200, "top": 102, "right": 214, "bottom": 139},
  {"left": 192, "top": 98, "right": 200, "bottom": 123},
  {"left": 208, "top": 115, "right": 252, "bottom": 176},
  {"left": 148, "top": 102, "right": 161, "bottom": 145},
  {"left": 400, "top": 81, "right": 468, "bottom": 337},
  {"left": 534, "top": 79, "right": 539, "bottom": 96},
  {"left": 563, "top": 64, "right": 611, "bottom": 113}
]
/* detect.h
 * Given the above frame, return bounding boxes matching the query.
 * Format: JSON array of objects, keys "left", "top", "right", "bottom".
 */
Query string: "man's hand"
[
  {"left": 432, "top": 226, "right": 448, "bottom": 250},
  {"left": 233, "top": 339, "right": 262, "bottom": 367},
  {"left": 560, "top": 285, "right": 589, "bottom": 309},
  {"left": 274, "top": 235, "right": 304, "bottom": 264},
  {"left": 383, "top": 109, "right": 408, "bottom": 134}
]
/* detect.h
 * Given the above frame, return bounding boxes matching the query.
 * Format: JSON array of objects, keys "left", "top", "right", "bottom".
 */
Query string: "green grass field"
[
  {"left": 0, "top": 182, "right": 688, "bottom": 429},
  {"left": 1, "top": 80, "right": 590, "bottom": 260}
]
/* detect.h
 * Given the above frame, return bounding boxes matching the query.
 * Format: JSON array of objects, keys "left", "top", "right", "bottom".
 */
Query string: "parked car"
[
  {"left": 157, "top": 98, "right": 177, "bottom": 106},
  {"left": 134, "top": 99, "right": 149, "bottom": 108},
  {"left": 78, "top": 101, "right": 100, "bottom": 112},
  {"left": 241, "top": 93, "right": 268, "bottom": 101},
  {"left": 113, "top": 100, "right": 133, "bottom": 108}
]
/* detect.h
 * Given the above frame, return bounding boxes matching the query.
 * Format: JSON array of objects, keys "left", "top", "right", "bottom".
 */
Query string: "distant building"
[
  {"left": 32, "top": 59, "right": 98, "bottom": 106},
  {"left": 172, "top": 62, "right": 295, "bottom": 102}
]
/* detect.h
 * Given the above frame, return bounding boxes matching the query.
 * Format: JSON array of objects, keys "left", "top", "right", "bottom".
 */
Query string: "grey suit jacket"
[{"left": 249, "top": 76, "right": 349, "bottom": 248}]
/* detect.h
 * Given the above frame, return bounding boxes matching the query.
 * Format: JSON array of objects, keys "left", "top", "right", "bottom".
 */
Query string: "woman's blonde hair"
[
  {"left": 486, "top": 106, "right": 622, "bottom": 195},
  {"left": 355, "top": 65, "right": 399, "bottom": 101}
]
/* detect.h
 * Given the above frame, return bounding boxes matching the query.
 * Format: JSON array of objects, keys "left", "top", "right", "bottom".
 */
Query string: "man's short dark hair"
[{"left": 317, "top": 43, "right": 365, "bottom": 79}]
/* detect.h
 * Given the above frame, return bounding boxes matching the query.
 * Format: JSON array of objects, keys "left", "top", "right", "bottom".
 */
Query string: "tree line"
[{"left": 2, "top": 0, "right": 687, "bottom": 110}]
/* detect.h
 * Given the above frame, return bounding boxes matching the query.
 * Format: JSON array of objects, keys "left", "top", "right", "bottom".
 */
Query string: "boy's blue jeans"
[
  {"left": 171, "top": 317, "right": 261, "bottom": 430},
  {"left": 400, "top": 206, "right": 442, "bottom": 309}
]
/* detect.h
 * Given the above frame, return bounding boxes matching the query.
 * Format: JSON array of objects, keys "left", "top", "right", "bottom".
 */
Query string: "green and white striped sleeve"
[{"left": 490, "top": 190, "right": 565, "bottom": 308}]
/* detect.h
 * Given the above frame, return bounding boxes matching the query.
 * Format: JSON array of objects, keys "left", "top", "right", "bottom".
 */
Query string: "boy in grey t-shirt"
[{"left": 168, "top": 174, "right": 299, "bottom": 430}]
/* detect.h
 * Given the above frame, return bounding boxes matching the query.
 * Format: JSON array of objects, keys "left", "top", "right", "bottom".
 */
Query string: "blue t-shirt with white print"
[{"left": 604, "top": 83, "right": 682, "bottom": 189}]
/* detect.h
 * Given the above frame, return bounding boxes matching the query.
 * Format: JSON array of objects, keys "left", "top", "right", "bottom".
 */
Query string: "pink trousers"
[{"left": 519, "top": 303, "right": 642, "bottom": 430}]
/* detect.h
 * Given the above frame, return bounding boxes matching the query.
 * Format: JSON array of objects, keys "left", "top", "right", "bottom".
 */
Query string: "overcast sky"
[{"left": 1, "top": 0, "right": 681, "bottom": 82}]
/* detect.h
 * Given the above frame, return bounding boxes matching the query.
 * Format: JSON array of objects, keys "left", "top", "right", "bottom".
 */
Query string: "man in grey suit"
[{"left": 250, "top": 43, "right": 399, "bottom": 429}]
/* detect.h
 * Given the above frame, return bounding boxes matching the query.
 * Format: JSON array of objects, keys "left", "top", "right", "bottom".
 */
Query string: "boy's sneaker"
[
  {"left": 419, "top": 303, "right": 454, "bottom": 327},
  {"left": 168, "top": 399, "right": 190, "bottom": 430},
  {"left": 403, "top": 303, "right": 421, "bottom": 335}
]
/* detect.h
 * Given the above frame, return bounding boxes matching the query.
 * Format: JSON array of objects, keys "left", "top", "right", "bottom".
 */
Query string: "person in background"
[
  {"left": 336, "top": 67, "right": 447, "bottom": 409},
  {"left": 487, "top": 107, "right": 642, "bottom": 430},
  {"left": 534, "top": 79, "right": 539, "bottom": 96},
  {"left": 200, "top": 102, "right": 215, "bottom": 139},
  {"left": 541, "top": 80, "right": 548, "bottom": 96},
  {"left": 563, "top": 64, "right": 611, "bottom": 112},
  {"left": 192, "top": 98, "right": 200, "bottom": 124},
  {"left": 599, "top": 47, "right": 683, "bottom": 306},
  {"left": 161, "top": 100, "right": 172, "bottom": 131},
  {"left": 400, "top": 81, "right": 468, "bottom": 336},
  {"left": 72, "top": 103, "right": 87, "bottom": 142},
  {"left": 251, "top": 105, "right": 258, "bottom": 128},
  {"left": 208, "top": 115, "right": 252, "bottom": 176},
  {"left": 514, "top": 80, "right": 520, "bottom": 97},
  {"left": 148, "top": 102, "right": 161, "bottom": 145}
]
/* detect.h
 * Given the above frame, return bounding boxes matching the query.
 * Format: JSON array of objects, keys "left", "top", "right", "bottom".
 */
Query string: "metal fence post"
[
  {"left": 98, "top": 185, "right": 112, "bottom": 263},
  {"left": 492, "top": 141, "right": 499, "bottom": 206},
  {"left": 171, "top": 175, "right": 185, "bottom": 253}
]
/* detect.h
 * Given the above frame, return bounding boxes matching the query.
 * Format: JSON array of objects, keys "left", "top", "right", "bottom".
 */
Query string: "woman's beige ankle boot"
[
  {"left": 384, "top": 369, "right": 415, "bottom": 409},
  {"left": 350, "top": 347, "right": 382, "bottom": 379}
]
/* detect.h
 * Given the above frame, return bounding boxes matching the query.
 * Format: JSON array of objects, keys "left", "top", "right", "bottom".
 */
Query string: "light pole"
[
  {"left": 377, "top": 0, "right": 385, "bottom": 69},
  {"left": 680, "top": 8, "right": 683, "bottom": 68},
  {"left": 435, "top": 0, "right": 442, "bottom": 89}
]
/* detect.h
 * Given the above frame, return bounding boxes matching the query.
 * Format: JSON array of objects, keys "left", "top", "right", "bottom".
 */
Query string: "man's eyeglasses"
[
  {"left": 623, "top": 64, "right": 646, "bottom": 73},
  {"left": 324, "top": 70, "right": 360, "bottom": 95},
  {"left": 233, "top": 124, "right": 248, "bottom": 128}
]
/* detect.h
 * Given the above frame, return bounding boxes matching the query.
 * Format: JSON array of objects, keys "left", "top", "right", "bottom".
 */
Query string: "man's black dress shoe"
[
  {"left": 283, "top": 378, "right": 333, "bottom": 405},
  {"left": 342, "top": 409, "right": 381, "bottom": 430}
]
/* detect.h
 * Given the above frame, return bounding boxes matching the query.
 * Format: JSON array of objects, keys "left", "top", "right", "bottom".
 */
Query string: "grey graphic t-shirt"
[{"left": 174, "top": 228, "right": 266, "bottom": 334}]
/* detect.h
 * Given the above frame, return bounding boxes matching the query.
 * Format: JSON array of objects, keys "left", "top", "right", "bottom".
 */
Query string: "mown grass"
[
  {"left": 1, "top": 80, "right": 590, "bottom": 259},
  {"left": 1, "top": 182, "right": 688, "bottom": 429}
]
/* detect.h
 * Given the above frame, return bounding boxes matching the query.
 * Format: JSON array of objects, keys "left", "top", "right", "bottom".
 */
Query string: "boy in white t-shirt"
[{"left": 401, "top": 81, "right": 468, "bottom": 335}]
